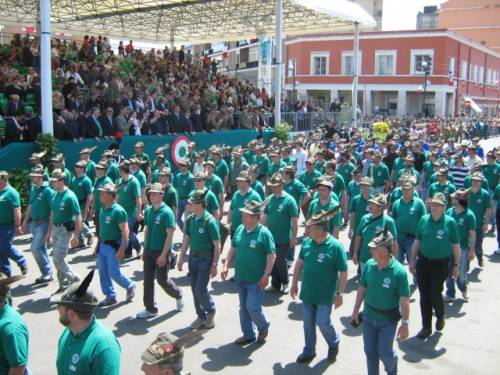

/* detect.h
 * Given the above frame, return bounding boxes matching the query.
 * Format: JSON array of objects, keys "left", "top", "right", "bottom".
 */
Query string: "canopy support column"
[
  {"left": 170, "top": 27, "right": 175, "bottom": 50},
  {"left": 352, "top": 21, "right": 360, "bottom": 129},
  {"left": 40, "top": 0, "right": 53, "bottom": 135},
  {"left": 274, "top": 0, "right": 283, "bottom": 127}
]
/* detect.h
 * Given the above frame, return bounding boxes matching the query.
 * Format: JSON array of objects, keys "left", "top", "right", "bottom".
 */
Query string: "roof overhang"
[{"left": 0, "top": 0, "right": 376, "bottom": 44}]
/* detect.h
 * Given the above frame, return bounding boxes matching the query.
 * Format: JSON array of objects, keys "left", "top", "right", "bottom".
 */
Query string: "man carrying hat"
[
  {"left": 222, "top": 200, "right": 276, "bottom": 345},
  {"left": 116, "top": 160, "right": 143, "bottom": 259},
  {"left": 97, "top": 183, "right": 136, "bottom": 306},
  {"left": 177, "top": 190, "right": 221, "bottom": 329},
  {"left": 55, "top": 270, "right": 121, "bottom": 374},
  {"left": 290, "top": 209, "right": 348, "bottom": 364},
  {"left": 410, "top": 192, "right": 460, "bottom": 339},
  {"left": 0, "top": 274, "right": 30, "bottom": 374},
  {"left": 351, "top": 231, "right": 410, "bottom": 375},
  {"left": 137, "top": 183, "right": 185, "bottom": 319},
  {"left": 0, "top": 171, "right": 28, "bottom": 277},
  {"left": 353, "top": 193, "right": 397, "bottom": 273},
  {"left": 48, "top": 169, "right": 82, "bottom": 292},
  {"left": 70, "top": 160, "right": 94, "bottom": 248},
  {"left": 173, "top": 158, "right": 195, "bottom": 230},
  {"left": 22, "top": 166, "right": 56, "bottom": 284},
  {"left": 262, "top": 173, "right": 299, "bottom": 294}
]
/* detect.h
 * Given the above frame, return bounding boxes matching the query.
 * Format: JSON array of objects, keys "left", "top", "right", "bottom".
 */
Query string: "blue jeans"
[
  {"left": 29, "top": 221, "right": 52, "bottom": 277},
  {"left": 396, "top": 235, "right": 414, "bottom": 265},
  {"left": 235, "top": 279, "right": 269, "bottom": 340},
  {"left": 188, "top": 253, "right": 216, "bottom": 319},
  {"left": 363, "top": 317, "right": 398, "bottom": 375},
  {"left": 474, "top": 228, "right": 484, "bottom": 260},
  {"left": 126, "top": 217, "right": 141, "bottom": 255},
  {"left": 0, "top": 223, "right": 27, "bottom": 277},
  {"left": 97, "top": 241, "right": 135, "bottom": 299},
  {"left": 177, "top": 198, "right": 188, "bottom": 229},
  {"left": 445, "top": 247, "right": 469, "bottom": 297},
  {"left": 421, "top": 182, "right": 430, "bottom": 202},
  {"left": 302, "top": 303, "right": 339, "bottom": 357}
]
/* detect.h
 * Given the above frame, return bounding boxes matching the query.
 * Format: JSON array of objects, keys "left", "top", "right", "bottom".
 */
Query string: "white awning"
[{"left": 463, "top": 96, "right": 483, "bottom": 113}]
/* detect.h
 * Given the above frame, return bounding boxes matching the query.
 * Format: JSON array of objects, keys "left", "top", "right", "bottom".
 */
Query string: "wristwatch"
[{"left": 401, "top": 319, "right": 409, "bottom": 326}]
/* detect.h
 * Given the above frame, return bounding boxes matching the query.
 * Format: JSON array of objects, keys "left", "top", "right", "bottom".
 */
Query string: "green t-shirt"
[
  {"left": 422, "top": 160, "right": 435, "bottom": 182},
  {"left": 337, "top": 162, "right": 355, "bottom": 186},
  {"left": 389, "top": 187, "right": 419, "bottom": 205},
  {"left": 463, "top": 175, "right": 489, "bottom": 191},
  {"left": 230, "top": 189, "right": 262, "bottom": 232},
  {"left": 299, "top": 169, "right": 322, "bottom": 190},
  {"left": 93, "top": 176, "right": 112, "bottom": 214},
  {"left": 163, "top": 184, "right": 178, "bottom": 210},
  {"left": 51, "top": 189, "right": 81, "bottom": 225},
  {"left": 369, "top": 163, "right": 390, "bottom": 187},
  {"left": 0, "top": 303, "right": 29, "bottom": 372},
  {"left": 85, "top": 160, "right": 97, "bottom": 183},
  {"left": 254, "top": 155, "right": 270, "bottom": 177},
  {"left": 269, "top": 160, "right": 286, "bottom": 177},
  {"left": 229, "top": 160, "right": 249, "bottom": 185},
  {"left": 332, "top": 172, "right": 346, "bottom": 200},
  {"left": 205, "top": 174, "right": 224, "bottom": 198},
  {"left": 282, "top": 156, "right": 296, "bottom": 166},
  {"left": 70, "top": 175, "right": 93, "bottom": 209},
  {"left": 360, "top": 257, "right": 410, "bottom": 322},
  {"left": 29, "top": 184, "right": 55, "bottom": 221},
  {"left": 391, "top": 157, "right": 405, "bottom": 183},
  {"left": 264, "top": 192, "right": 299, "bottom": 244},
  {"left": 284, "top": 178, "right": 308, "bottom": 206},
  {"left": 132, "top": 169, "right": 147, "bottom": 190},
  {"left": 0, "top": 185, "right": 20, "bottom": 225},
  {"left": 56, "top": 317, "right": 121, "bottom": 375},
  {"left": 390, "top": 197, "right": 427, "bottom": 235},
  {"left": 355, "top": 214, "right": 397, "bottom": 263},
  {"left": 349, "top": 193, "right": 372, "bottom": 233},
  {"left": 232, "top": 223, "right": 276, "bottom": 283},
  {"left": 185, "top": 211, "right": 220, "bottom": 252},
  {"left": 173, "top": 172, "right": 195, "bottom": 199},
  {"left": 299, "top": 235, "right": 348, "bottom": 306},
  {"left": 416, "top": 213, "right": 459, "bottom": 259},
  {"left": 314, "top": 160, "right": 326, "bottom": 174},
  {"left": 428, "top": 182, "right": 456, "bottom": 208},
  {"left": 214, "top": 159, "right": 230, "bottom": 182},
  {"left": 308, "top": 197, "right": 341, "bottom": 232},
  {"left": 117, "top": 176, "right": 141, "bottom": 218},
  {"left": 132, "top": 152, "right": 150, "bottom": 174},
  {"left": 251, "top": 180, "right": 265, "bottom": 201},
  {"left": 188, "top": 188, "right": 219, "bottom": 216},
  {"left": 144, "top": 203, "right": 175, "bottom": 251},
  {"left": 467, "top": 188, "right": 491, "bottom": 227},
  {"left": 429, "top": 173, "right": 455, "bottom": 186},
  {"left": 446, "top": 207, "right": 476, "bottom": 248},
  {"left": 99, "top": 203, "right": 127, "bottom": 241},
  {"left": 494, "top": 184, "right": 500, "bottom": 204},
  {"left": 483, "top": 163, "right": 499, "bottom": 190},
  {"left": 243, "top": 150, "right": 256, "bottom": 165},
  {"left": 106, "top": 163, "right": 120, "bottom": 183},
  {"left": 394, "top": 167, "right": 421, "bottom": 186},
  {"left": 347, "top": 180, "right": 361, "bottom": 198}
]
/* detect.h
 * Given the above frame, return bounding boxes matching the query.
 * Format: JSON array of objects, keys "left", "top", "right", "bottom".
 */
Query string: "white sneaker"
[
  {"left": 281, "top": 284, "right": 289, "bottom": 294},
  {"left": 443, "top": 294, "right": 455, "bottom": 302},
  {"left": 494, "top": 249, "right": 500, "bottom": 255},
  {"left": 176, "top": 296, "right": 185, "bottom": 312},
  {"left": 136, "top": 310, "right": 158, "bottom": 319}
]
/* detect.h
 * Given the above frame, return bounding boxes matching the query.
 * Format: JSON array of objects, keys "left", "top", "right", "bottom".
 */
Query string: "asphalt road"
[{"left": 8, "top": 136, "right": 500, "bottom": 375}]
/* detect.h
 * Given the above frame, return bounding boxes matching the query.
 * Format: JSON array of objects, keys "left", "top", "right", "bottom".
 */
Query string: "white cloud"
[{"left": 382, "top": 0, "right": 448, "bottom": 31}]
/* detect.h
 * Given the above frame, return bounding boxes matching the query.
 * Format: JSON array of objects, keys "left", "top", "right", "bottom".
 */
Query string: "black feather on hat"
[{"left": 55, "top": 270, "right": 99, "bottom": 312}]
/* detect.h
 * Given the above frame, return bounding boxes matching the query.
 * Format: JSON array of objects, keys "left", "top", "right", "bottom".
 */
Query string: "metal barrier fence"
[{"left": 281, "top": 112, "right": 344, "bottom": 131}]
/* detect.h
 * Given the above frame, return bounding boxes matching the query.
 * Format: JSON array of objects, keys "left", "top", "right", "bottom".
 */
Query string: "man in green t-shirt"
[
  {"left": 368, "top": 151, "right": 390, "bottom": 194},
  {"left": 282, "top": 164, "right": 311, "bottom": 217},
  {"left": 263, "top": 173, "right": 299, "bottom": 294},
  {"left": 222, "top": 200, "right": 276, "bottom": 345},
  {"left": 97, "top": 183, "right": 136, "bottom": 306},
  {"left": 410, "top": 192, "right": 460, "bottom": 339},
  {"left": 56, "top": 270, "right": 121, "bottom": 375},
  {"left": 351, "top": 231, "right": 410, "bottom": 375},
  {"left": 91, "top": 161, "right": 112, "bottom": 242},
  {"left": 204, "top": 160, "right": 225, "bottom": 209},
  {"left": 228, "top": 148, "right": 249, "bottom": 200},
  {"left": 158, "top": 167, "right": 178, "bottom": 218},
  {"left": 0, "top": 274, "right": 30, "bottom": 374},
  {"left": 172, "top": 158, "right": 195, "bottom": 229},
  {"left": 290, "top": 209, "right": 348, "bottom": 364},
  {"left": 70, "top": 160, "right": 94, "bottom": 248},
  {"left": 22, "top": 166, "right": 55, "bottom": 284},
  {"left": 467, "top": 172, "right": 491, "bottom": 267},
  {"left": 79, "top": 146, "right": 97, "bottom": 184},
  {"left": 177, "top": 190, "right": 221, "bottom": 330},
  {"left": 228, "top": 171, "right": 262, "bottom": 236},
  {"left": 0, "top": 171, "right": 28, "bottom": 277},
  {"left": 132, "top": 141, "right": 151, "bottom": 177},
  {"left": 48, "top": 169, "right": 82, "bottom": 292},
  {"left": 137, "top": 183, "right": 184, "bottom": 319}
]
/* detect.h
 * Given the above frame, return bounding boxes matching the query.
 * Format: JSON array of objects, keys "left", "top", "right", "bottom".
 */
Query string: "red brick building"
[{"left": 285, "top": 29, "right": 500, "bottom": 117}]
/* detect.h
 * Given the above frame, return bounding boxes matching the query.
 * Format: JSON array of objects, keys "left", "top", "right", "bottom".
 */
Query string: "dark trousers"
[
  {"left": 271, "top": 244, "right": 290, "bottom": 288},
  {"left": 143, "top": 249, "right": 182, "bottom": 313},
  {"left": 496, "top": 210, "right": 500, "bottom": 249},
  {"left": 474, "top": 228, "right": 484, "bottom": 261},
  {"left": 416, "top": 255, "right": 450, "bottom": 329}
]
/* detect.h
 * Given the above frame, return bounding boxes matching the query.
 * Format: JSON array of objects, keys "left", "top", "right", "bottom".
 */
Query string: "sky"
[{"left": 382, "top": 0, "right": 448, "bottom": 31}]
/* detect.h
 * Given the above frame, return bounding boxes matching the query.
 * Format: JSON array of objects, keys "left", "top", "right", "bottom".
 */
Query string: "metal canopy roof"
[{"left": 0, "top": 0, "right": 376, "bottom": 43}]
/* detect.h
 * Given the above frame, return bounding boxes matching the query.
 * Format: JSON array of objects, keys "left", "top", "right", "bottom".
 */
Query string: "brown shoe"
[
  {"left": 234, "top": 337, "right": 256, "bottom": 345},
  {"left": 257, "top": 329, "right": 268, "bottom": 342}
]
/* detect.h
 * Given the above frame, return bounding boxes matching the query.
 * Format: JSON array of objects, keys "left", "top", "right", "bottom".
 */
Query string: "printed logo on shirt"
[
  {"left": 383, "top": 277, "right": 391, "bottom": 288},
  {"left": 278, "top": 203, "right": 284, "bottom": 213},
  {"left": 477, "top": 199, "right": 481, "bottom": 203},
  {"left": 317, "top": 253, "right": 325, "bottom": 263},
  {"left": 436, "top": 229, "right": 444, "bottom": 240},
  {"left": 409, "top": 207, "right": 415, "bottom": 215},
  {"left": 105, "top": 215, "right": 111, "bottom": 224},
  {"left": 155, "top": 215, "right": 161, "bottom": 224},
  {"left": 250, "top": 240, "right": 257, "bottom": 248},
  {"left": 72, "top": 354, "right": 80, "bottom": 365},
  {"left": 199, "top": 228, "right": 204, "bottom": 234},
  {"left": 459, "top": 217, "right": 464, "bottom": 225}
]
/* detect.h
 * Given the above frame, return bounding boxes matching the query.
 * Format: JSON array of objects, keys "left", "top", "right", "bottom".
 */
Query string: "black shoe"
[
  {"left": 20, "top": 264, "right": 28, "bottom": 275},
  {"left": 478, "top": 258, "right": 484, "bottom": 268},
  {"left": 327, "top": 345, "right": 339, "bottom": 362},
  {"left": 416, "top": 328, "right": 432, "bottom": 339},
  {"left": 435, "top": 318, "right": 445, "bottom": 331},
  {"left": 99, "top": 297, "right": 117, "bottom": 307},
  {"left": 234, "top": 337, "right": 256, "bottom": 345},
  {"left": 296, "top": 353, "right": 316, "bottom": 364},
  {"left": 35, "top": 275, "right": 53, "bottom": 284},
  {"left": 257, "top": 329, "right": 268, "bottom": 342}
]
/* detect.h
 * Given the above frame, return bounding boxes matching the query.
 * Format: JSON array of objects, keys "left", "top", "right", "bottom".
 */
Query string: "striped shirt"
[{"left": 449, "top": 165, "right": 469, "bottom": 189}]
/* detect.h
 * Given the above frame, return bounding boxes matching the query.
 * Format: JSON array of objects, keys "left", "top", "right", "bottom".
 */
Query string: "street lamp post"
[{"left": 421, "top": 60, "right": 430, "bottom": 117}]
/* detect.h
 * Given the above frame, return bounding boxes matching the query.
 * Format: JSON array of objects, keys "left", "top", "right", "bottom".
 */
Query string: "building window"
[
  {"left": 310, "top": 53, "right": 329, "bottom": 75},
  {"left": 341, "top": 51, "right": 362, "bottom": 76},
  {"left": 487, "top": 68, "right": 492, "bottom": 84},
  {"left": 375, "top": 50, "right": 396, "bottom": 76},
  {"left": 473, "top": 65, "right": 478, "bottom": 82},
  {"left": 410, "top": 49, "right": 433, "bottom": 75},
  {"left": 461, "top": 61, "right": 468, "bottom": 80},
  {"left": 448, "top": 57, "right": 455, "bottom": 77},
  {"left": 479, "top": 66, "right": 484, "bottom": 84},
  {"left": 248, "top": 46, "right": 258, "bottom": 62}
]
